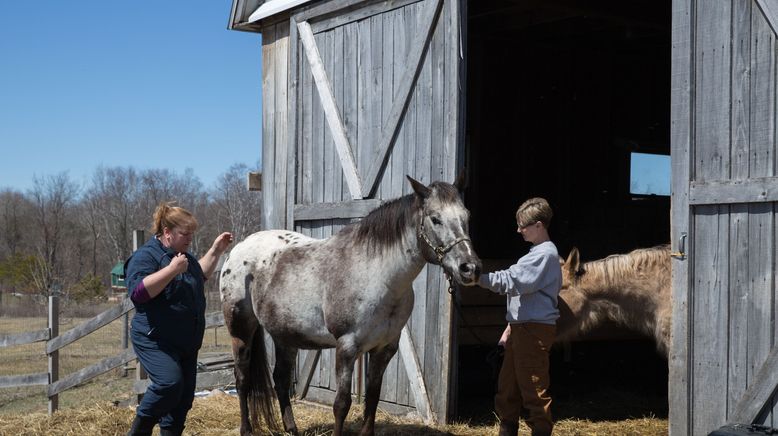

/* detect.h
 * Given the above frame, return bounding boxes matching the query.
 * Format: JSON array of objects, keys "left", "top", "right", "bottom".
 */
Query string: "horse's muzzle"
[{"left": 457, "top": 261, "right": 481, "bottom": 284}]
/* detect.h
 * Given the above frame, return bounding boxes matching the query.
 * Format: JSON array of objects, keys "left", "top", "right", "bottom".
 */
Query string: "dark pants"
[{"left": 131, "top": 329, "right": 198, "bottom": 433}]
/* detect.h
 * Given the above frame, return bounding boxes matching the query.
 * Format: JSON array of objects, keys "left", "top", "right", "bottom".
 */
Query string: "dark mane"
[
  {"left": 347, "top": 181, "right": 461, "bottom": 250},
  {"left": 349, "top": 193, "right": 420, "bottom": 248}
]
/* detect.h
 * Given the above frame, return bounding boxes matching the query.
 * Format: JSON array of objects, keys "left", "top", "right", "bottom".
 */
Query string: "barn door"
[
  {"left": 284, "top": 0, "right": 465, "bottom": 422},
  {"left": 671, "top": 0, "right": 778, "bottom": 434}
]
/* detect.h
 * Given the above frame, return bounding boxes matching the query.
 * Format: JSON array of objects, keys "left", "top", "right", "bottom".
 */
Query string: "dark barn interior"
[{"left": 458, "top": 0, "right": 671, "bottom": 422}]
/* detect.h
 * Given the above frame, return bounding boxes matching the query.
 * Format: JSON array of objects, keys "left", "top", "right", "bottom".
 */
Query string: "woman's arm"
[
  {"left": 199, "top": 232, "right": 234, "bottom": 279},
  {"left": 140, "top": 253, "right": 189, "bottom": 299}
]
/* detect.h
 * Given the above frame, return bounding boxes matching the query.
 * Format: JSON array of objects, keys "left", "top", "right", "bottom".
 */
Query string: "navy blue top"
[{"left": 125, "top": 236, "right": 206, "bottom": 351}]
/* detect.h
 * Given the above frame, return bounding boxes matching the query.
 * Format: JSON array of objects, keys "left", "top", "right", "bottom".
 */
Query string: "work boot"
[
  {"left": 160, "top": 426, "right": 184, "bottom": 436},
  {"left": 498, "top": 421, "right": 519, "bottom": 436},
  {"left": 127, "top": 415, "right": 157, "bottom": 436}
]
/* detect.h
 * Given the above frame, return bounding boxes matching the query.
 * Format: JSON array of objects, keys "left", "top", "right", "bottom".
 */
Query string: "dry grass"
[
  {"left": 0, "top": 316, "right": 668, "bottom": 435},
  {"left": 0, "top": 392, "right": 667, "bottom": 436},
  {"left": 0, "top": 316, "right": 232, "bottom": 415}
]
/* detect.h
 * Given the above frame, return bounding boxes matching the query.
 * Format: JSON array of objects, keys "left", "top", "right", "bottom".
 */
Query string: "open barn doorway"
[{"left": 458, "top": 0, "right": 671, "bottom": 423}]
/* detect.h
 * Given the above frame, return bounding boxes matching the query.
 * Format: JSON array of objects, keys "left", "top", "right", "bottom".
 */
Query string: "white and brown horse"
[
  {"left": 219, "top": 176, "right": 481, "bottom": 436},
  {"left": 557, "top": 245, "right": 671, "bottom": 357}
]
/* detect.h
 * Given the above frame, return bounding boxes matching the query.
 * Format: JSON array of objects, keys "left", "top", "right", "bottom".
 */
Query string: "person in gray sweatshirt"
[{"left": 476, "top": 197, "right": 561, "bottom": 436}]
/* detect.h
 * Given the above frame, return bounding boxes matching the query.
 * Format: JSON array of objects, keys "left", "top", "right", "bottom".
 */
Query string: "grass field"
[
  {"left": 0, "top": 315, "right": 668, "bottom": 435},
  {"left": 0, "top": 315, "right": 232, "bottom": 415}
]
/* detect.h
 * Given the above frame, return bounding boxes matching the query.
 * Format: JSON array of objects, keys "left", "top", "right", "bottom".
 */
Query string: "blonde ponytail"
[{"left": 151, "top": 202, "right": 198, "bottom": 236}]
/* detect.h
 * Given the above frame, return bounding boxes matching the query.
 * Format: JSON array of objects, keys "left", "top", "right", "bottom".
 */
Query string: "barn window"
[{"left": 630, "top": 152, "right": 670, "bottom": 196}]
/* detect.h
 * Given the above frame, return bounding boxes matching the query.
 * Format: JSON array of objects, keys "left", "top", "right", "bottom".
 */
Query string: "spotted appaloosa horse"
[
  {"left": 557, "top": 245, "right": 671, "bottom": 357},
  {"left": 219, "top": 176, "right": 481, "bottom": 436}
]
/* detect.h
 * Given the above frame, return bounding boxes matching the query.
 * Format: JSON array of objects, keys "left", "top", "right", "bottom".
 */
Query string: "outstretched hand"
[{"left": 212, "top": 232, "right": 234, "bottom": 255}]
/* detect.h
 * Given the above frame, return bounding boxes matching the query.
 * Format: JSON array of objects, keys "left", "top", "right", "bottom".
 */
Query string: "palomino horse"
[
  {"left": 557, "top": 245, "right": 671, "bottom": 357},
  {"left": 219, "top": 176, "right": 481, "bottom": 436}
]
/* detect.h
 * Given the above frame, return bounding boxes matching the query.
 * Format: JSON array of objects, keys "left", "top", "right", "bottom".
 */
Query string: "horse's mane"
[
  {"left": 346, "top": 181, "right": 460, "bottom": 250},
  {"left": 579, "top": 244, "right": 670, "bottom": 286}
]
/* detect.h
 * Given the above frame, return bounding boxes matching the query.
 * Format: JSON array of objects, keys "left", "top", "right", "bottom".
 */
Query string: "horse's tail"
[{"left": 247, "top": 325, "right": 280, "bottom": 432}]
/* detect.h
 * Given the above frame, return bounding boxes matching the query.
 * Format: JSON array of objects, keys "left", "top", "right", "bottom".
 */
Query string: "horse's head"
[
  {"left": 407, "top": 175, "right": 481, "bottom": 286},
  {"left": 560, "top": 247, "right": 584, "bottom": 292}
]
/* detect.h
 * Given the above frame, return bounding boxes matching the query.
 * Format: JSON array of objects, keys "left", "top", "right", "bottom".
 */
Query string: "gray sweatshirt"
[{"left": 478, "top": 240, "right": 561, "bottom": 325}]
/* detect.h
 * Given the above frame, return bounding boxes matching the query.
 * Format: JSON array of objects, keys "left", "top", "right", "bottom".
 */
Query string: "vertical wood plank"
[
  {"left": 343, "top": 22, "right": 359, "bottom": 202},
  {"left": 379, "top": 7, "right": 400, "bottom": 405},
  {"left": 751, "top": 2, "right": 777, "bottom": 425},
  {"left": 275, "top": 23, "right": 291, "bottom": 232},
  {"left": 287, "top": 19, "right": 300, "bottom": 231},
  {"left": 692, "top": 207, "right": 730, "bottom": 435},
  {"left": 727, "top": 0, "right": 751, "bottom": 419},
  {"left": 691, "top": 0, "right": 732, "bottom": 431},
  {"left": 262, "top": 24, "right": 278, "bottom": 230},
  {"left": 357, "top": 17, "right": 374, "bottom": 195}
]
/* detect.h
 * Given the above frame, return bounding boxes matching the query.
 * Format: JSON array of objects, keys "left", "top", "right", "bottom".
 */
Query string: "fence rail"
[{"left": 0, "top": 292, "right": 229, "bottom": 414}]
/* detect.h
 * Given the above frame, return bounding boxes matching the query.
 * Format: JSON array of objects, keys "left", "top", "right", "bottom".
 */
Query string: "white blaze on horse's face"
[{"left": 411, "top": 178, "right": 482, "bottom": 286}]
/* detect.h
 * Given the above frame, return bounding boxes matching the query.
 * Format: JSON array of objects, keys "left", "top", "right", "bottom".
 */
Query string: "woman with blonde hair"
[{"left": 125, "top": 202, "right": 233, "bottom": 436}]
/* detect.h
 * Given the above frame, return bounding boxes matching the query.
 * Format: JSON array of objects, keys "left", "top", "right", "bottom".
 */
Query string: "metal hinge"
[{"left": 670, "top": 232, "right": 687, "bottom": 259}]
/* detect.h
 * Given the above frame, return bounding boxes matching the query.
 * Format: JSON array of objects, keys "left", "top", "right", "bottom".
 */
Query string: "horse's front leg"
[
  {"left": 273, "top": 344, "right": 299, "bottom": 435},
  {"left": 333, "top": 339, "right": 359, "bottom": 436},
  {"left": 360, "top": 342, "right": 399, "bottom": 436}
]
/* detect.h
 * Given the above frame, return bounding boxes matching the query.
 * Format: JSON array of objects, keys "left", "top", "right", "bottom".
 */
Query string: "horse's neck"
[
  {"left": 332, "top": 221, "right": 426, "bottom": 290},
  {"left": 560, "top": 272, "right": 661, "bottom": 337}
]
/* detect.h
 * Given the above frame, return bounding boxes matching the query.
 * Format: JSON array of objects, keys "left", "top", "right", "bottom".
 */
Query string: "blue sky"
[{"left": 0, "top": 1, "right": 263, "bottom": 192}]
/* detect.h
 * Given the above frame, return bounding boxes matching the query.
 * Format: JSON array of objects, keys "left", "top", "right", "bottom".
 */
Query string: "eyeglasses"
[{"left": 518, "top": 221, "right": 539, "bottom": 230}]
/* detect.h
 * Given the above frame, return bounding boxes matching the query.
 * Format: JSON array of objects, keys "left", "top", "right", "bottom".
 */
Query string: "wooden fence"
[{"left": 0, "top": 292, "right": 232, "bottom": 414}]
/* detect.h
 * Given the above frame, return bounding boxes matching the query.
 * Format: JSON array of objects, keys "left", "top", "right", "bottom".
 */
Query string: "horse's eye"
[{"left": 431, "top": 216, "right": 442, "bottom": 225}]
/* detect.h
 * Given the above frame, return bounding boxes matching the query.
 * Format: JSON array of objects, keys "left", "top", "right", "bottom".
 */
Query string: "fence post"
[
  {"left": 131, "top": 230, "right": 147, "bottom": 404},
  {"left": 48, "top": 284, "right": 61, "bottom": 414}
]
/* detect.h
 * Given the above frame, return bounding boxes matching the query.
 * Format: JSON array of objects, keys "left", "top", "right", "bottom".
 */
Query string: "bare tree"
[
  {"left": 0, "top": 189, "right": 33, "bottom": 256},
  {"left": 28, "top": 172, "right": 79, "bottom": 294},
  {"left": 211, "top": 163, "right": 262, "bottom": 243},
  {"left": 90, "top": 166, "right": 145, "bottom": 264}
]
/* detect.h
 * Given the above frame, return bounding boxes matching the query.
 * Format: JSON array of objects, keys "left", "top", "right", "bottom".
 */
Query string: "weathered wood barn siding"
[
  {"left": 234, "top": 0, "right": 466, "bottom": 421},
  {"left": 672, "top": 0, "right": 778, "bottom": 434}
]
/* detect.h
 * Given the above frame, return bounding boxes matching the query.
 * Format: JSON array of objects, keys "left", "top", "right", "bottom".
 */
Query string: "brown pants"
[{"left": 495, "top": 322, "right": 556, "bottom": 436}]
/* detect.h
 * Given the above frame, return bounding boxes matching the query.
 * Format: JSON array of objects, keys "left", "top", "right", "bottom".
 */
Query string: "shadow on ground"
[{"left": 457, "top": 338, "right": 668, "bottom": 425}]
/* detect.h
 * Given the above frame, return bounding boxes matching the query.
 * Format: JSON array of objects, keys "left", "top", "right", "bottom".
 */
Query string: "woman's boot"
[{"left": 127, "top": 415, "right": 157, "bottom": 436}]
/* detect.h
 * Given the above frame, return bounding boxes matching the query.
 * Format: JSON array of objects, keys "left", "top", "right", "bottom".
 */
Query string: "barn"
[{"left": 228, "top": 0, "right": 778, "bottom": 434}]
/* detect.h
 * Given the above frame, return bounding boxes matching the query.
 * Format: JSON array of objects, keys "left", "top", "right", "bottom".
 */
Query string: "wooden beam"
[
  {"left": 298, "top": 20, "right": 364, "bottom": 200},
  {"left": 398, "top": 325, "right": 434, "bottom": 424},
  {"left": 0, "top": 329, "right": 49, "bottom": 348},
  {"left": 668, "top": 0, "right": 692, "bottom": 433},
  {"left": 311, "top": 0, "right": 423, "bottom": 33},
  {"left": 0, "top": 373, "right": 48, "bottom": 389},
  {"left": 296, "top": 349, "right": 321, "bottom": 399},
  {"left": 294, "top": 199, "right": 381, "bottom": 221},
  {"left": 754, "top": 0, "right": 778, "bottom": 36},
  {"left": 48, "top": 348, "right": 137, "bottom": 397},
  {"left": 361, "top": 0, "right": 443, "bottom": 198},
  {"left": 47, "top": 298, "right": 133, "bottom": 354},
  {"left": 731, "top": 346, "right": 778, "bottom": 423},
  {"left": 689, "top": 177, "right": 778, "bottom": 205}
]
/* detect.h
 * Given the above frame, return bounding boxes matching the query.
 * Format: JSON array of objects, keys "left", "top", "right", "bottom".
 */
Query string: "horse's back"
[{"left": 220, "top": 230, "right": 317, "bottom": 307}]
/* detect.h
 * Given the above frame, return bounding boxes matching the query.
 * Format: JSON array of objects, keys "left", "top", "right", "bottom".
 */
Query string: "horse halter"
[{"left": 416, "top": 216, "right": 472, "bottom": 265}]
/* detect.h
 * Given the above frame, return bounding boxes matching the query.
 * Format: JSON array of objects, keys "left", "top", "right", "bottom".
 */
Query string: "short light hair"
[{"left": 516, "top": 197, "right": 553, "bottom": 229}]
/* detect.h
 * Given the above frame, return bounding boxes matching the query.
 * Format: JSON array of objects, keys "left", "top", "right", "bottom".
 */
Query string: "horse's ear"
[
  {"left": 407, "top": 175, "right": 431, "bottom": 199},
  {"left": 453, "top": 168, "right": 467, "bottom": 191},
  {"left": 565, "top": 247, "right": 580, "bottom": 275}
]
